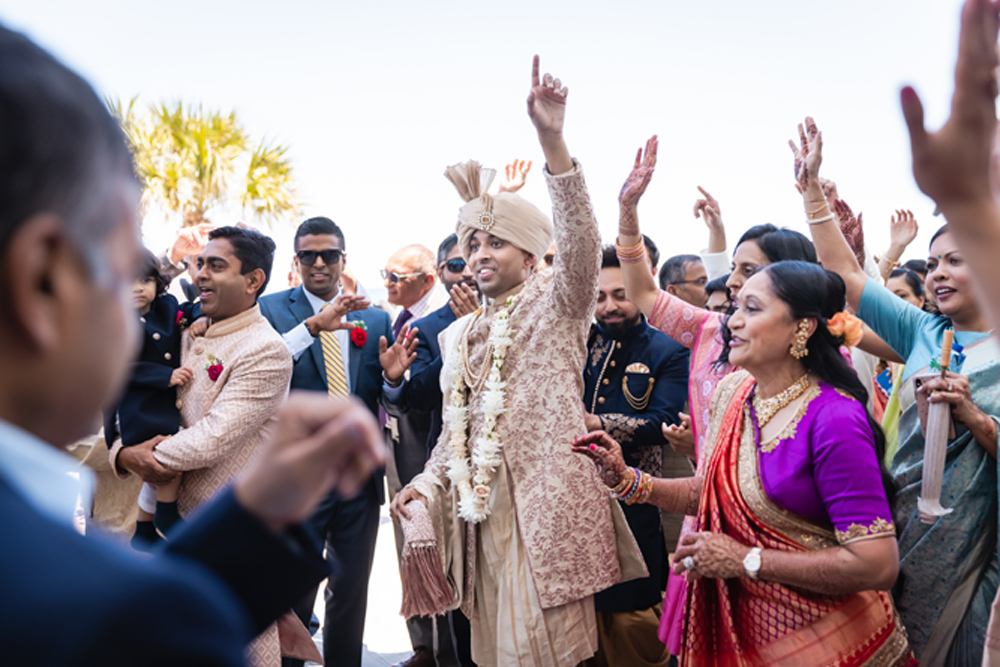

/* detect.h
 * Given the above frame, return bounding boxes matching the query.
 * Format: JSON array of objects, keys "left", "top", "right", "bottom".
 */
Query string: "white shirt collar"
[
  {"left": 406, "top": 287, "right": 436, "bottom": 322},
  {"left": 303, "top": 287, "right": 339, "bottom": 316},
  {"left": 0, "top": 419, "right": 93, "bottom": 529}
]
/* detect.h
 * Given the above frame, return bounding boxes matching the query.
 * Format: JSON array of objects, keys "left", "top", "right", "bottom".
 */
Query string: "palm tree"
[{"left": 107, "top": 98, "right": 298, "bottom": 227}]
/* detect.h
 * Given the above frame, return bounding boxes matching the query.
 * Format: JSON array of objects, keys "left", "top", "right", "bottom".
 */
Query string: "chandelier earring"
[{"left": 789, "top": 319, "right": 810, "bottom": 359}]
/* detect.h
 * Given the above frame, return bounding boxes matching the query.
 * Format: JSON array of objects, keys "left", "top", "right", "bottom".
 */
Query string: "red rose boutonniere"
[
  {"left": 175, "top": 310, "right": 189, "bottom": 328},
  {"left": 204, "top": 353, "right": 224, "bottom": 382},
  {"left": 350, "top": 321, "right": 368, "bottom": 347}
]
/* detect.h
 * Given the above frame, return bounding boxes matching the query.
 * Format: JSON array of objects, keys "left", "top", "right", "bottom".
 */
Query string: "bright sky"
[{"left": 0, "top": 0, "right": 965, "bottom": 301}]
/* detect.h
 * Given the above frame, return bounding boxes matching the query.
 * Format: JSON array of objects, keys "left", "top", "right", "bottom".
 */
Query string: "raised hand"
[
  {"left": 498, "top": 159, "right": 533, "bottom": 194},
  {"left": 789, "top": 116, "right": 823, "bottom": 195},
  {"left": 662, "top": 412, "right": 695, "bottom": 460},
  {"left": 619, "top": 136, "right": 658, "bottom": 213},
  {"left": 168, "top": 223, "right": 215, "bottom": 266},
  {"left": 693, "top": 186, "right": 725, "bottom": 252},
  {"left": 833, "top": 198, "right": 866, "bottom": 269},
  {"left": 889, "top": 209, "right": 919, "bottom": 251},
  {"left": 901, "top": 0, "right": 1000, "bottom": 212},
  {"left": 379, "top": 324, "right": 419, "bottom": 383},
  {"left": 527, "top": 55, "right": 568, "bottom": 138},
  {"left": 820, "top": 178, "right": 840, "bottom": 205},
  {"left": 449, "top": 282, "right": 479, "bottom": 319},
  {"left": 570, "top": 430, "right": 628, "bottom": 488},
  {"left": 308, "top": 294, "right": 370, "bottom": 334}
]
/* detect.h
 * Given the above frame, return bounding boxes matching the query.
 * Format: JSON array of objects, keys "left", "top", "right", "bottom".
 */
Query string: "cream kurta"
[
  {"left": 410, "top": 163, "right": 644, "bottom": 666},
  {"left": 111, "top": 304, "right": 293, "bottom": 667}
]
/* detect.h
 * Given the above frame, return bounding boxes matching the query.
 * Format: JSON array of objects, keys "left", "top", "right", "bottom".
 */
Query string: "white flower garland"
[{"left": 445, "top": 301, "right": 514, "bottom": 523}]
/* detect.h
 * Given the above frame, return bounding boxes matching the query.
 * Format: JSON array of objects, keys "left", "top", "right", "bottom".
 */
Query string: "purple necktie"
[{"left": 393, "top": 309, "right": 412, "bottom": 339}]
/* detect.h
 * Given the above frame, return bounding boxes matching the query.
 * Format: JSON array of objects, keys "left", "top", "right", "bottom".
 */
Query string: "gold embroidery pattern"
[
  {"left": 637, "top": 445, "right": 662, "bottom": 477},
  {"left": 835, "top": 388, "right": 859, "bottom": 402},
  {"left": 759, "top": 386, "right": 821, "bottom": 454},
  {"left": 589, "top": 335, "right": 610, "bottom": 369},
  {"left": 835, "top": 517, "right": 896, "bottom": 544},
  {"left": 601, "top": 413, "right": 646, "bottom": 444}
]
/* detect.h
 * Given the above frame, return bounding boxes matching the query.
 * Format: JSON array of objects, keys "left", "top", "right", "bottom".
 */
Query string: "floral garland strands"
[{"left": 444, "top": 300, "right": 515, "bottom": 523}]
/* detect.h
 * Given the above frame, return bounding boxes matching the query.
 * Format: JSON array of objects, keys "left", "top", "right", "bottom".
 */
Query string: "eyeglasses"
[
  {"left": 381, "top": 269, "right": 426, "bottom": 284},
  {"left": 296, "top": 249, "right": 343, "bottom": 266},
  {"left": 670, "top": 276, "right": 709, "bottom": 288},
  {"left": 440, "top": 258, "right": 467, "bottom": 273}
]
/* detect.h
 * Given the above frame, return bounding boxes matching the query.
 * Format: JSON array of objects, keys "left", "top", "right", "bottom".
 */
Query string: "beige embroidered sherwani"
[
  {"left": 409, "top": 163, "right": 645, "bottom": 666},
  {"left": 111, "top": 304, "right": 292, "bottom": 667}
]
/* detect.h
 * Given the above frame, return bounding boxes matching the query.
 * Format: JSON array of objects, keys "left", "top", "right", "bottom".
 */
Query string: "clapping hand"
[
  {"left": 663, "top": 412, "right": 695, "bottom": 460},
  {"left": 309, "top": 294, "right": 370, "bottom": 334},
  {"left": 449, "top": 283, "right": 480, "bottom": 319},
  {"left": 379, "top": 324, "right": 419, "bottom": 384},
  {"left": 499, "top": 159, "right": 533, "bottom": 194}
]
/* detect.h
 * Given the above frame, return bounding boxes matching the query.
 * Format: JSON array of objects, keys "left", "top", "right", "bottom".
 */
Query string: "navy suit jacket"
[
  {"left": 383, "top": 302, "right": 456, "bottom": 456},
  {"left": 259, "top": 286, "right": 390, "bottom": 497},
  {"left": 103, "top": 294, "right": 198, "bottom": 448},
  {"left": 2, "top": 476, "right": 327, "bottom": 666}
]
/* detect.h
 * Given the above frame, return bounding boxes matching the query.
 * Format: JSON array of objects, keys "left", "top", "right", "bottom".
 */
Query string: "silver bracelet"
[{"left": 807, "top": 213, "right": 835, "bottom": 225}]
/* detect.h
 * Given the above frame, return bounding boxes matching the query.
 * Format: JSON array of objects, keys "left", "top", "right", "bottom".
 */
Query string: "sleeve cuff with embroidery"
[
  {"left": 282, "top": 321, "right": 314, "bottom": 361},
  {"left": 834, "top": 517, "right": 896, "bottom": 544}
]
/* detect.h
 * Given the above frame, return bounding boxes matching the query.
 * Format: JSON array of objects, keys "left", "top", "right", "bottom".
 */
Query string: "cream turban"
[{"left": 444, "top": 160, "right": 553, "bottom": 263}]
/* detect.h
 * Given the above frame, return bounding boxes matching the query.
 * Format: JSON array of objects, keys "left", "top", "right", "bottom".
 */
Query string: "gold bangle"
[{"left": 806, "top": 203, "right": 830, "bottom": 215}]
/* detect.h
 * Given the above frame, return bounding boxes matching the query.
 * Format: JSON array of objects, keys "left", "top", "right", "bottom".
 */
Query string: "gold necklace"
[
  {"left": 461, "top": 308, "right": 493, "bottom": 395},
  {"left": 752, "top": 373, "right": 810, "bottom": 429}
]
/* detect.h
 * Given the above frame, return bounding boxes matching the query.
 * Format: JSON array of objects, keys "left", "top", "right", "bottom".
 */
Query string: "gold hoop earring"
[{"left": 789, "top": 320, "right": 810, "bottom": 359}]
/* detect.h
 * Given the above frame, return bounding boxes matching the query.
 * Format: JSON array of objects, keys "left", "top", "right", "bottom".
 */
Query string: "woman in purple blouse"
[{"left": 574, "top": 260, "right": 912, "bottom": 666}]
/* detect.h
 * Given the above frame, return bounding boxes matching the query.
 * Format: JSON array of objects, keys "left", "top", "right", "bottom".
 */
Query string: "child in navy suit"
[{"left": 104, "top": 249, "right": 197, "bottom": 550}]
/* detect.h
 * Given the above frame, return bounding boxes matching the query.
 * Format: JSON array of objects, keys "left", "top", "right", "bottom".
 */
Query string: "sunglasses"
[
  {"left": 296, "top": 249, "right": 343, "bottom": 266},
  {"left": 440, "top": 258, "right": 467, "bottom": 273},
  {"left": 380, "top": 269, "right": 426, "bottom": 284}
]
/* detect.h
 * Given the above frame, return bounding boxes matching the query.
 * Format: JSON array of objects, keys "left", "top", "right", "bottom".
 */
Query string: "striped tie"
[{"left": 319, "top": 305, "right": 348, "bottom": 398}]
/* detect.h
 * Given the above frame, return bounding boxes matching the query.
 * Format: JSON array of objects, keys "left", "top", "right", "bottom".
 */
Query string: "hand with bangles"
[
  {"left": 618, "top": 136, "right": 658, "bottom": 236},
  {"left": 570, "top": 429, "right": 628, "bottom": 489}
]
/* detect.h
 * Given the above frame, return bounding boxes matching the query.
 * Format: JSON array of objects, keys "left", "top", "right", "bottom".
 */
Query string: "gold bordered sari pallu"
[{"left": 681, "top": 374, "right": 911, "bottom": 667}]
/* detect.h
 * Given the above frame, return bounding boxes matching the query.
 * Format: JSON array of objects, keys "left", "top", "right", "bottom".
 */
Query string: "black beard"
[{"left": 598, "top": 313, "right": 641, "bottom": 339}]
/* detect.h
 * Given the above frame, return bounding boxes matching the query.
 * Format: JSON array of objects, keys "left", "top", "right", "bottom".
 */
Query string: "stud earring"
[{"left": 789, "top": 320, "right": 810, "bottom": 359}]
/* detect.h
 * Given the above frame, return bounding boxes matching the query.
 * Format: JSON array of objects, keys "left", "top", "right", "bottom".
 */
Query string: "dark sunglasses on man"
[
  {"left": 440, "top": 258, "right": 467, "bottom": 273},
  {"left": 296, "top": 249, "right": 344, "bottom": 266}
]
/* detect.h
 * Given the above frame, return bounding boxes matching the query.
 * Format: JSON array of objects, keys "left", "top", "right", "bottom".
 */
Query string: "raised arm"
[
  {"left": 529, "top": 56, "right": 601, "bottom": 320},
  {"left": 694, "top": 186, "right": 727, "bottom": 255},
  {"left": 791, "top": 117, "right": 868, "bottom": 310},
  {"left": 617, "top": 136, "right": 660, "bottom": 316},
  {"left": 901, "top": 0, "right": 1000, "bottom": 331}
]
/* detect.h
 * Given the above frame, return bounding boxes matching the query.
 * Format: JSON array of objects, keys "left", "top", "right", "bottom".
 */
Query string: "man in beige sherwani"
[
  {"left": 113, "top": 225, "right": 294, "bottom": 667},
  {"left": 388, "top": 56, "right": 644, "bottom": 667}
]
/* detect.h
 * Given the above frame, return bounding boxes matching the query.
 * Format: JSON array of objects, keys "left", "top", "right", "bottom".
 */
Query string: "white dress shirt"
[{"left": 280, "top": 289, "right": 353, "bottom": 387}]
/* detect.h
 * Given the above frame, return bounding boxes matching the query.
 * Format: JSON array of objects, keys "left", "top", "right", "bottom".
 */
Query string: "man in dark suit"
[
  {"left": 259, "top": 217, "right": 391, "bottom": 667},
  {"left": 0, "top": 26, "right": 383, "bottom": 666},
  {"left": 380, "top": 233, "right": 477, "bottom": 667}
]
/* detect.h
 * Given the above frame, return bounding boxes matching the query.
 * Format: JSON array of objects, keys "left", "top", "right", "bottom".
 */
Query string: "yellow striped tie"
[{"left": 319, "top": 305, "right": 348, "bottom": 398}]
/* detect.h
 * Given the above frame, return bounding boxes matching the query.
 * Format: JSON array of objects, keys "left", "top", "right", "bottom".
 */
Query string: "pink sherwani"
[
  {"left": 111, "top": 304, "right": 293, "bottom": 667},
  {"left": 410, "top": 163, "right": 644, "bottom": 666}
]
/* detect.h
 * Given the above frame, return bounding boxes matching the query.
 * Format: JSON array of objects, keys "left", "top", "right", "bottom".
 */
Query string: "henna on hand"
[{"left": 833, "top": 198, "right": 866, "bottom": 268}]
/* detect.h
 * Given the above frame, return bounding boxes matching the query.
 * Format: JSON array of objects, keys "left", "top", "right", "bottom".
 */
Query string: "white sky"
[{"left": 0, "top": 0, "right": 965, "bottom": 301}]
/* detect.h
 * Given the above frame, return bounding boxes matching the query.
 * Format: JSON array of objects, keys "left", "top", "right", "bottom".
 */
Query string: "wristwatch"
[{"left": 743, "top": 547, "right": 762, "bottom": 580}]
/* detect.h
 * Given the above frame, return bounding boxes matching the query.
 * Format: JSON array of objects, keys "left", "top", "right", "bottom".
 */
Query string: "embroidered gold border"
[
  {"left": 738, "top": 402, "right": 840, "bottom": 550},
  {"left": 835, "top": 517, "right": 896, "bottom": 545},
  {"left": 759, "top": 385, "right": 821, "bottom": 454}
]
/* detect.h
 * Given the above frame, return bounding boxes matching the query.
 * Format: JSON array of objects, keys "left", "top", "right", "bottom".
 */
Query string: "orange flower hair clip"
[{"left": 827, "top": 311, "right": 863, "bottom": 348}]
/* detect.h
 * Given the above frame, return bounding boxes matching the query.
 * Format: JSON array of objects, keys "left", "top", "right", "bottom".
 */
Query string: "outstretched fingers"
[
  {"left": 644, "top": 135, "right": 659, "bottom": 168},
  {"left": 531, "top": 54, "right": 540, "bottom": 88}
]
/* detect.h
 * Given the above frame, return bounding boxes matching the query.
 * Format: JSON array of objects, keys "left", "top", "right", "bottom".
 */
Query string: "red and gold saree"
[{"left": 681, "top": 373, "right": 911, "bottom": 667}]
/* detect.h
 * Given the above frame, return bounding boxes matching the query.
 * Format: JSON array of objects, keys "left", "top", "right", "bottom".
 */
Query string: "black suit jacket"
[
  {"left": 383, "top": 302, "right": 456, "bottom": 462},
  {"left": 103, "top": 294, "right": 198, "bottom": 448},
  {"left": 1, "top": 475, "right": 327, "bottom": 666}
]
